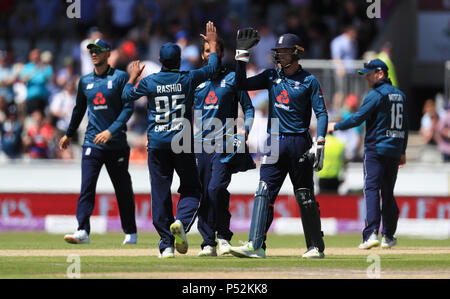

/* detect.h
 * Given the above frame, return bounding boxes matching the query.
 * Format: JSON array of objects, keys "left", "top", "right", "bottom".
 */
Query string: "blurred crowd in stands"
[{"left": 2, "top": 0, "right": 447, "bottom": 166}]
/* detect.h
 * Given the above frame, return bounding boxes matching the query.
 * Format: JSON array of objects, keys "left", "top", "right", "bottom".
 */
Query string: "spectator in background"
[
  {"left": 40, "top": 50, "right": 59, "bottom": 104},
  {"left": 331, "top": 26, "right": 358, "bottom": 74},
  {"left": 77, "top": 0, "right": 101, "bottom": 37},
  {"left": 284, "top": 9, "right": 310, "bottom": 53},
  {"left": 110, "top": 40, "right": 138, "bottom": 71},
  {"left": 337, "top": 0, "right": 364, "bottom": 30},
  {"left": 420, "top": 99, "right": 439, "bottom": 145},
  {"left": 0, "top": 95, "right": 6, "bottom": 123},
  {"left": 108, "top": 0, "right": 138, "bottom": 39},
  {"left": 252, "top": 24, "right": 277, "bottom": 70},
  {"left": 0, "top": 0, "right": 14, "bottom": 39},
  {"left": 0, "top": 51, "right": 15, "bottom": 104},
  {"left": 175, "top": 30, "right": 189, "bottom": 50},
  {"left": 50, "top": 79, "right": 77, "bottom": 138},
  {"left": 181, "top": 45, "right": 200, "bottom": 71},
  {"left": 333, "top": 94, "right": 363, "bottom": 162},
  {"left": 20, "top": 49, "right": 53, "bottom": 115},
  {"left": 144, "top": 24, "right": 167, "bottom": 63},
  {"left": 8, "top": 2, "right": 36, "bottom": 39},
  {"left": 331, "top": 26, "right": 358, "bottom": 112},
  {"left": 318, "top": 133, "right": 346, "bottom": 194},
  {"left": 0, "top": 104, "right": 23, "bottom": 159},
  {"left": 33, "top": 0, "right": 62, "bottom": 37},
  {"left": 23, "top": 109, "right": 54, "bottom": 159},
  {"left": 129, "top": 134, "right": 148, "bottom": 164},
  {"left": 174, "top": 30, "right": 201, "bottom": 71},
  {"left": 56, "top": 57, "right": 78, "bottom": 89},
  {"left": 265, "top": 0, "right": 288, "bottom": 32},
  {"left": 435, "top": 106, "right": 450, "bottom": 162},
  {"left": 376, "top": 42, "right": 398, "bottom": 88}
]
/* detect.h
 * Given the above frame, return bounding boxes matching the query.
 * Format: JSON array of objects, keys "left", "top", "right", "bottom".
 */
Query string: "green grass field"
[{"left": 0, "top": 232, "right": 449, "bottom": 279}]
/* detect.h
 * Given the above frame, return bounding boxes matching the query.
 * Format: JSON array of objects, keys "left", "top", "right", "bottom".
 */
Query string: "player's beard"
[{"left": 94, "top": 58, "right": 107, "bottom": 68}]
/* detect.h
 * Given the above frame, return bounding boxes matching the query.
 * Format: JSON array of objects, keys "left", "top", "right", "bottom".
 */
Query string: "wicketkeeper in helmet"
[{"left": 229, "top": 29, "right": 328, "bottom": 259}]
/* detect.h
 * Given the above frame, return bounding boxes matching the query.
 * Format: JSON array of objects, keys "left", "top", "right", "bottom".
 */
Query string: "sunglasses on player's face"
[{"left": 89, "top": 48, "right": 106, "bottom": 55}]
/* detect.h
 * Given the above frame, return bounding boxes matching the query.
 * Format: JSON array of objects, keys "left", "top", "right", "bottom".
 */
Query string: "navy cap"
[
  {"left": 272, "top": 33, "right": 305, "bottom": 52},
  {"left": 358, "top": 59, "right": 388, "bottom": 75},
  {"left": 160, "top": 42, "right": 181, "bottom": 67},
  {"left": 87, "top": 39, "right": 112, "bottom": 51}
]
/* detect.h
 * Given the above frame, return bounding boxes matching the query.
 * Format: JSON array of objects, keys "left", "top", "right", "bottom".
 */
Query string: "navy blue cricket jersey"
[
  {"left": 66, "top": 66, "right": 133, "bottom": 150},
  {"left": 334, "top": 79, "right": 408, "bottom": 158},
  {"left": 122, "top": 53, "right": 219, "bottom": 149},
  {"left": 194, "top": 68, "right": 254, "bottom": 143},
  {"left": 235, "top": 62, "right": 328, "bottom": 138}
]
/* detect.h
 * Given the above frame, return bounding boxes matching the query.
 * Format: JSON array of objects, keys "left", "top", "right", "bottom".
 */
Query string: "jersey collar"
[
  {"left": 374, "top": 78, "right": 392, "bottom": 88},
  {"left": 277, "top": 64, "right": 303, "bottom": 78},
  {"left": 94, "top": 65, "right": 113, "bottom": 78},
  {"left": 161, "top": 66, "right": 180, "bottom": 72}
]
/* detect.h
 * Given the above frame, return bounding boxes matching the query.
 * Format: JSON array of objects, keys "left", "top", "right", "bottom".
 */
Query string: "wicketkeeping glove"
[
  {"left": 302, "top": 137, "right": 325, "bottom": 172},
  {"left": 235, "top": 28, "right": 260, "bottom": 63}
]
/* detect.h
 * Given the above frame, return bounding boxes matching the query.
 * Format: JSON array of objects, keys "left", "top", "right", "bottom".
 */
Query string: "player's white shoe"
[
  {"left": 123, "top": 233, "right": 137, "bottom": 245},
  {"left": 217, "top": 239, "right": 232, "bottom": 255},
  {"left": 359, "top": 233, "right": 380, "bottom": 249},
  {"left": 159, "top": 247, "right": 175, "bottom": 259},
  {"left": 302, "top": 247, "right": 325, "bottom": 259},
  {"left": 381, "top": 236, "right": 397, "bottom": 249},
  {"left": 198, "top": 245, "right": 217, "bottom": 257},
  {"left": 170, "top": 220, "right": 188, "bottom": 254},
  {"left": 64, "top": 230, "right": 90, "bottom": 244},
  {"left": 229, "top": 241, "right": 266, "bottom": 258}
]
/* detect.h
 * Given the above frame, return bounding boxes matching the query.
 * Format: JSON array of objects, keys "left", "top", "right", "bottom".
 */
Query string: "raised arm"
[
  {"left": 122, "top": 71, "right": 149, "bottom": 103},
  {"left": 334, "top": 92, "right": 380, "bottom": 131},
  {"left": 235, "top": 61, "right": 270, "bottom": 91},
  {"left": 234, "top": 28, "right": 269, "bottom": 91},
  {"left": 237, "top": 90, "right": 255, "bottom": 135},
  {"left": 190, "top": 21, "right": 220, "bottom": 86}
]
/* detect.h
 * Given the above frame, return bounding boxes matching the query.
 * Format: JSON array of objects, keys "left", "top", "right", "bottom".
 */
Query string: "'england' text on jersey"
[{"left": 157, "top": 84, "right": 182, "bottom": 94}]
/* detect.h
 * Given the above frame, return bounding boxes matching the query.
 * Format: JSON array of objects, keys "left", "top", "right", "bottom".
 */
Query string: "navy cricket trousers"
[
  {"left": 257, "top": 133, "right": 315, "bottom": 249},
  {"left": 148, "top": 149, "right": 202, "bottom": 252},
  {"left": 196, "top": 152, "right": 233, "bottom": 248},
  {"left": 76, "top": 146, "right": 137, "bottom": 235},
  {"left": 362, "top": 151, "right": 400, "bottom": 241}
]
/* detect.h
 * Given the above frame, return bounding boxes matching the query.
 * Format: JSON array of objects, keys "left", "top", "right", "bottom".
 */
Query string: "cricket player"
[
  {"left": 328, "top": 59, "right": 408, "bottom": 250},
  {"left": 60, "top": 39, "right": 137, "bottom": 245},
  {"left": 194, "top": 37, "right": 255, "bottom": 257},
  {"left": 229, "top": 30, "right": 328, "bottom": 259},
  {"left": 122, "top": 22, "right": 220, "bottom": 258}
]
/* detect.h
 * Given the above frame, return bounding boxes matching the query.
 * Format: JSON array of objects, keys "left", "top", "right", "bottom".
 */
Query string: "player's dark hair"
[
  {"left": 201, "top": 37, "right": 225, "bottom": 54},
  {"left": 162, "top": 58, "right": 181, "bottom": 70}
]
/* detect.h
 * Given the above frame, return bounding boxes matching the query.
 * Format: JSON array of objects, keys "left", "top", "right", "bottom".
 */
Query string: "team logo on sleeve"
[
  {"left": 204, "top": 91, "right": 219, "bottom": 110},
  {"left": 275, "top": 90, "right": 290, "bottom": 111},
  {"left": 93, "top": 92, "right": 108, "bottom": 110},
  {"left": 319, "top": 88, "right": 324, "bottom": 98}
]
